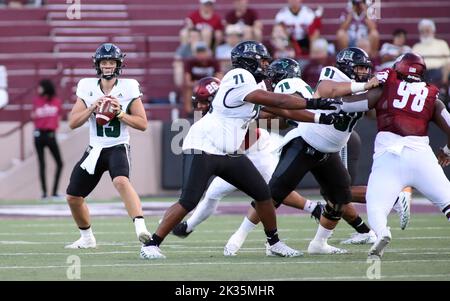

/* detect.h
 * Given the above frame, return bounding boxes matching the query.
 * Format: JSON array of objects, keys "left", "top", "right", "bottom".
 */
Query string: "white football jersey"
[
  {"left": 182, "top": 68, "right": 262, "bottom": 155},
  {"left": 76, "top": 78, "right": 142, "bottom": 148},
  {"left": 296, "top": 66, "right": 363, "bottom": 153},
  {"left": 274, "top": 78, "right": 314, "bottom": 149}
]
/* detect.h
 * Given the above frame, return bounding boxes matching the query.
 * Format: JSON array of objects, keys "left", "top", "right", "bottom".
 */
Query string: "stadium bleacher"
[{"left": 0, "top": 0, "right": 449, "bottom": 121}]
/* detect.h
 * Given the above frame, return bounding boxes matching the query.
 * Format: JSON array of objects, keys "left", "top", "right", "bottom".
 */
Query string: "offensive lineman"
[
  {"left": 139, "top": 41, "right": 341, "bottom": 259},
  {"left": 65, "top": 43, "right": 151, "bottom": 249},
  {"left": 171, "top": 60, "right": 326, "bottom": 249}
]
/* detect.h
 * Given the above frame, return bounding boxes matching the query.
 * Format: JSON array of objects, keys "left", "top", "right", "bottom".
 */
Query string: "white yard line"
[{"left": 0, "top": 259, "right": 449, "bottom": 270}]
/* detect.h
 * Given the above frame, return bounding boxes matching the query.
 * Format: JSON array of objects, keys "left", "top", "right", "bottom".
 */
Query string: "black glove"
[
  {"left": 306, "top": 98, "right": 342, "bottom": 110},
  {"left": 318, "top": 112, "right": 346, "bottom": 125}
]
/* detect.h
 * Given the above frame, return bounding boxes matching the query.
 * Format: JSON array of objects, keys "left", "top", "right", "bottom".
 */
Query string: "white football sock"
[
  {"left": 79, "top": 227, "right": 94, "bottom": 239},
  {"left": 186, "top": 198, "right": 220, "bottom": 232},
  {"left": 303, "top": 199, "right": 317, "bottom": 213},
  {"left": 133, "top": 217, "right": 148, "bottom": 237},
  {"left": 236, "top": 216, "right": 257, "bottom": 236},
  {"left": 312, "top": 224, "right": 333, "bottom": 243}
]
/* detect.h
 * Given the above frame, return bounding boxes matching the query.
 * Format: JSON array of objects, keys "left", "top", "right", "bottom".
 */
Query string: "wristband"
[
  {"left": 351, "top": 82, "right": 366, "bottom": 93},
  {"left": 314, "top": 113, "right": 321, "bottom": 124}
]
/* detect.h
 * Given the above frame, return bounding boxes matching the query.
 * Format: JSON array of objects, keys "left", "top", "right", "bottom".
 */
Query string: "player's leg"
[
  {"left": 366, "top": 152, "right": 405, "bottom": 259},
  {"left": 47, "top": 132, "right": 63, "bottom": 197},
  {"left": 339, "top": 131, "right": 375, "bottom": 243},
  {"left": 173, "top": 176, "right": 237, "bottom": 238},
  {"left": 141, "top": 152, "right": 216, "bottom": 259},
  {"left": 34, "top": 132, "right": 47, "bottom": 198},
  {"left": 108, "top": 145, "right": 151, "bottom": 244},
  {"left": 218, "top": 155, "right": 301, "bottom": 257},
  {"left": 409, "top": 148, "right": 450, "bottom": 221},
  {"left": 65, "top": 150, "right": 104, "bottom": 249},
  {"left": 308, "top": 153, "right": 352, "bottom": 254}
]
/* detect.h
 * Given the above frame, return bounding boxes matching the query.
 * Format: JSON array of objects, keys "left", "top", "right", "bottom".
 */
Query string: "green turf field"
[{"left": 0, "top": 214, "right": 448, "bottom": 281}]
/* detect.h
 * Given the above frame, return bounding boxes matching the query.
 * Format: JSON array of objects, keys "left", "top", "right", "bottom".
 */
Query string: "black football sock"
[
  {"left": 348, "top": 216, "right": 371, "bottom": 234},
  {"left": 265, "top": 229, "right": 280, "bottom": 246},
  {"left": 79, "top": 225, "right": 91, "bottom": 230},
  {"left": 145, "top": 233, "right": 163, "bottom": 247}
]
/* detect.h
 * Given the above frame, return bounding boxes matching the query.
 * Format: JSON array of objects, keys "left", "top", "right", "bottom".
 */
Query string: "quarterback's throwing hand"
[{"left": 306, "top": 98, "right": 342, "bottom": 110}]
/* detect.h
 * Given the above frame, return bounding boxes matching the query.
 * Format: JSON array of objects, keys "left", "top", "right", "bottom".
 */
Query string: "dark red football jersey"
[{"left": 375, "top": 68, "right": 439, "bottom": 137}]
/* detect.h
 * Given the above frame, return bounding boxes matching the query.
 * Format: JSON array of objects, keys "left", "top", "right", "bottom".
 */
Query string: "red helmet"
[
  {"left": 393, "top": 52, "right": 426, "bottom": 82},
  {"left": 192, "top": 77, "right": 221, "bottom": 104}
]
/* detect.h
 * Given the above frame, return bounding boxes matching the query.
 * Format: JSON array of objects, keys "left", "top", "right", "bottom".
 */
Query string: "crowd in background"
[{"left": 174, "top": 0, "right": 450, "bottom": 116}]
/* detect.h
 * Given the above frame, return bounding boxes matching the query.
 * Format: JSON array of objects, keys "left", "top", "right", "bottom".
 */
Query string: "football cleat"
[
  {"left": 171, "top": 221, "right": 192, "bottom": 238},
  {"left": 308, "top": 240, "right": 348, "bottom": 254},
  {"left": 394, "top": 191, "right": 411, "bottom": 230},
  {"left": 138, "top": 231, "right": 152, "bottom": 245},
  {"left": 64, "top": 236, "right": 97, "bottom": 249},
  {"left": 140, "top": 245, "right": 166, "bottom": 259},
  {"left": 368, "top": 236, "right": 391, "bottom": 259},
  {"left": 223, "top": 232, "right": 246, "bottom": 256},
  {"left": 340, "top": 230, "right": 377, "bottom": 245},
  {"left": 265, "top": 241, "right": 303, "bottom": 257}
]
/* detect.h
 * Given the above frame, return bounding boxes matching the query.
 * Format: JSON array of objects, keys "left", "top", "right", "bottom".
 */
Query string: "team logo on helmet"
[{"left": 244, "top": 43, "right": 257, "bottom": 53}]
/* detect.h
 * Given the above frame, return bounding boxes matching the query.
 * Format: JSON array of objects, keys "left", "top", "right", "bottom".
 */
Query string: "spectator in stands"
[
  {"left": 225, "top": 0, "right": 263, "bottom": 42},
  {"left": 173, "top": 28, "right": 203, "bottom": 89},
  {"left": 356, "top": 38, "right": 380, "bottom": 69},
  {"left": 272, "top": 0, "right": 322, "bottom": 57},
  {"left": 379, "top": 29, "right": 412, "bottom": 69},
  {"left": 215, "top": 24, "right": 244, "bottom": 73},
  {"left": 413, "top": 19, "right": 450, "bottom": 86},
  {"left": 180, "top": 0, "right": 224, "bottom": 50},
  {"left": 302, "top": 38, "right": 334, "bottom": 88},
  {"left": 6, "top": 0, "right": 27, "bottom": 7},
  {"left": 336, "top": 0, "right": 379, "bottom": 57},
  {"left": 31, "top": 79, "right": 63, "bottom": 200},
  {"left": 270, "top": 21, "right": 296, "bottom": 59},
  {"left": 183, "top": 42, "right": 221, "bottom": 116}
]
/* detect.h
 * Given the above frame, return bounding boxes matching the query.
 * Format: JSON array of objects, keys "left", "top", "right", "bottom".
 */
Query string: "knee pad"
[{"left": 322, "top": 201, "right": 344, "bottom": 221}]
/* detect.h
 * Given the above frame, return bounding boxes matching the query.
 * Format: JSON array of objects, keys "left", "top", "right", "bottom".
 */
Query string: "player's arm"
[
  {"left": 339, "top": 86, "right": 383, "bottom": 113},
  {"left": 316, "top": 77, "right": 380, "bottom": 98},
  {"left": 245, "top": 89, "right": 341, "bottom": 110},
  {"left": 432, "top": 99, "right": 450, "bottom": 166},
  {"left": 262, "top": 106, "right": 343, "bottom": 125},
  {"left": 111, "top": 96, "right": 148, "bottom": 131},
  {"left": 68, "top": 97, "right": 103, "bottom": 129}
]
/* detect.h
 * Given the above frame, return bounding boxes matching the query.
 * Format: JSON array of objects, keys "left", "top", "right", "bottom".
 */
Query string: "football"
[{"left": 96, "top": 98, "right": 116, "bottom": 126}]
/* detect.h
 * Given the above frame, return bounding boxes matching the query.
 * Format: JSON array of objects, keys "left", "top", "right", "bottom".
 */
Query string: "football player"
[
  {"left": 139, "top": 41, "right": 342, "bottom": 259},
  {"left": 171, "top": 59, "right": 325, "bottom": 245},
  {"left": 259, "top": 47, "right": 380, "bottom": 254},
  {"left": 338, "top": 53, "right": 450, "bottom": 259},
  {"left": 64, "top": 43, "right": 151, "bottom": 249}
]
